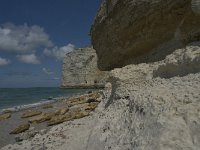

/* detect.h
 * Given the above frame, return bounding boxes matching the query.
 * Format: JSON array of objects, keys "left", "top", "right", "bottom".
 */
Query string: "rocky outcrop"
[
  {"left": 10, "top": 123, "right": 30, "bottom": 134},
  {"left": 61, "top": 47, "right": 108, "bottom": 88},
  {"left": 86, "top": 42, "right": 200, "bottom": 150},
  {"left": 91, "top": 0, "right": 200, "bottom": 70},
  {"left": 0, "top": 113, "right": 11, "bottom": 121},
  {"left": 21, "top": 110, "right": 42, "bottom": 118}
]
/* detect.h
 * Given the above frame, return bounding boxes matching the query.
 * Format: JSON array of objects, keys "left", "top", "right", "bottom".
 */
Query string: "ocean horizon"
[{"left": 0, "top": 87, "right": 92, "bottom": 110}]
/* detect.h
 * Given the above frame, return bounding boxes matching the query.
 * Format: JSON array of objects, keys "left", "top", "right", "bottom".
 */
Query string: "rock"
[
  {"left": 28, "top": 113, "right": 54, "bottom": 124},
  {"left": 47, "top": 113, "right": 74, "bottom": 126},
  {"left": 74, "top": 111, "right": 90, "bottom": 119},
  {"left": 55, "top": 107, "right": 69, "bottom": 115},
  {"left": 87, "top": 43, "right": 200, "bottom": 150},
  {"left": 0, "top": 113, "right": 11, "bottom": 121},
  {"left": 91, "top": 0, "right": 200, "bottom": 70},
  {"left": 61, "top": 47, "right": 108, "bottom": 88},
  {"left": 10, "top": 123, "right": 30, "bottom": 134},
  {"left": 21, "top": 110, "right": 42, "bottom": 118},
  {"left": 84, "top": 102, "right": 99, "bottom": 112},
  {"left": 42, "top": 104, "right": 53, "bottom": 109},
  {"left": 67, "top": 92, "right": 101, "bottom": 107},
  {"left": 15, "top": 136, "right": 23, "bottom": 142}
]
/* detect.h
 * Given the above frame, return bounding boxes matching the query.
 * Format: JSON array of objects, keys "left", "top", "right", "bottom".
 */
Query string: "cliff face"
[
  {"left": 61, "top": 47, "right": 107, "bottom": 88},
  {"left": 91, "top": 0, "right": 200, "bottom": 70},
  {"left": 87, "top": 1, "right": 200, "bottom": 149},
  {"left": 87, "top": 42, "right": 200, "bottom": 150}
]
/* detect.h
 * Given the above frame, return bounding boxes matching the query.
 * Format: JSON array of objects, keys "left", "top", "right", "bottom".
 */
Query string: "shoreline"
[
  {"left": 0, "top": 89, "right": 97, "bottom": 113},
  {"left": 0, "top": 90, "right": 102, "bottom": 149}
]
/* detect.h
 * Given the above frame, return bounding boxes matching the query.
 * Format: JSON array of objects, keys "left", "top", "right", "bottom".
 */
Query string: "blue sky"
[{"left": 0, "top": 0, "right": 101, "bottom": 88}]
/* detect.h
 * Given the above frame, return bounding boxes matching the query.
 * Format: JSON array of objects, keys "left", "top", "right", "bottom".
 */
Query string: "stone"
[
  {"left": 28, "top": 113, "right": 54, "bottom": 124},
  {"left": 66, "top": 92, "right": 101, "bottom": 107},
  {"left": 61, "top": 47, "right": 108, "bottom": 88},
  {"left": 74, "top": 111, "right": 90, "bottom": 119},
  {"left": 0, "top": 113, "right": 11, "bottom": 121},
  {"left": 84, "top": 102, "right": 99, "bottom": 112},
  {"left": 10, "top": 123, "right": 30, "bottom": 134},
  {"left": 91, "top": 0, "right": 200, "bottom": 70},
  {"left": 47, "top": 113, "right": 74, "bottom": 126},
  {"left": 21, "top": 110, "right": 42, "bottom": 118},
  {"left": 15, "top": 136, "right": 23, "bottom": 142},
  {"left": 55, "top": 108, "right": 69, "bottom": 115}
]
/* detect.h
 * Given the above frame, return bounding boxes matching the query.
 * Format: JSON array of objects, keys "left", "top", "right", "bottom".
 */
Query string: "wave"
[{"left": 0, "top": 99, "right": 56, "bottom": 113}]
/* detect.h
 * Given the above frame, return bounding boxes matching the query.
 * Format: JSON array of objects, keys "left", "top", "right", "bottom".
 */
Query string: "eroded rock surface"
[
  {"left": 91, "top": 0, "right": 200, "bottom": 70},
  {"left": 61, "top": 47, "right": 108, "bottom": 88},
  {"left": 0, "top": 113, "right": 11, "bottom": 121},
  {"left": 87, "top": 43, "right": 200, "bottom": 150},
  {"left": 21, "top": 110, "right": 42, "bottom": 118},
  {"left": 10, "top": 123, "right": 30, "bottom": 135}
]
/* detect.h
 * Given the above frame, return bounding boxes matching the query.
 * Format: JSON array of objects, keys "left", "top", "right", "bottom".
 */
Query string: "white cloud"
[
  {"left": 44, "top": 44, "right": 75, "bottom": 61},
  {"left": 16, "top": 54, "right": 40, "bottom": 64},
  {"left": 0, "top": 57, "right": 10, "bottom": 66},
  {"left": 0, "top": 23, "right": 53, "bottom": 54},
  {"left": 42, "top": 68, "right": 54, "bottom": 75}
]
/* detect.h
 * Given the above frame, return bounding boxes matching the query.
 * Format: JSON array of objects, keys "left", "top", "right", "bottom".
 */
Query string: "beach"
[{"left": 0, "top": 90, "right": 103, "bottom": 149}]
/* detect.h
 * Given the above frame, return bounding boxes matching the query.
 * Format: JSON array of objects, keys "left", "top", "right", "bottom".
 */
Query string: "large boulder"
[{"left": 91, "top": 0, "right": 200, "bottom": 70}]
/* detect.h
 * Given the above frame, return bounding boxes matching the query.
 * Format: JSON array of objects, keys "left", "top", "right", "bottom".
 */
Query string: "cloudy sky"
[{"left": 0, "top": 0, "right": 100, "bottom": 88}]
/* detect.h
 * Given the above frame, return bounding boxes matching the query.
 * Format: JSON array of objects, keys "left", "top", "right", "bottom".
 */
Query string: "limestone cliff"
[
  {"left": 87, "top": 42, "right": 200, "bottom": 150},
  {"left": 61, "top": 47, "right": 107, "bottom": 88},
  {"left": 91, "top": 0, "right": 200, "bottom": 70}
]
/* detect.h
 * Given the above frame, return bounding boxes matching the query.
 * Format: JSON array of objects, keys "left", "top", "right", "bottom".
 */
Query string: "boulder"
[
  {"left": 21, "top": 110, "right": 42, "bottom": 118},
  {"left": 0, "top": 113, "right": 11, "bottom": 121},
  {"left": 28, "top": 113, "right": 54, "bottom": 124},
  {"left": 91, "top": 0, "right": 200, "bottom": 70},
  {"left": 10, "top": 123, "right": 30, "bottom": 134}
]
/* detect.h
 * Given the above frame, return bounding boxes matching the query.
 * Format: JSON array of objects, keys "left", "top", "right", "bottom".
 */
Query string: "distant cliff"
[{"left": 61, "top": 47, "right": 108, "bottom": 88}]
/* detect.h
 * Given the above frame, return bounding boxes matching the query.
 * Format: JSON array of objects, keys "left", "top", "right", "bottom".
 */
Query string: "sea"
[{"left": 0, "top": 87, "right": 92, "bottom": 111}]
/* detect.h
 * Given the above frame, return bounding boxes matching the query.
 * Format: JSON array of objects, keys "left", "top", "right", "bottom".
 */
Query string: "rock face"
[
  {"left": 91, "top": 0, "right": 200, "bottom": 70},
  {"left": 61, "top": 47, "right": 108, "bottom": 88},
  {"left": 86, "top": 42, "right": 200, "bottom": 150}
]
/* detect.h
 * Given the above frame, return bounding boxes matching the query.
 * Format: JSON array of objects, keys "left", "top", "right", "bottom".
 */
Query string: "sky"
[{"left": 0, "top": 0, "right": 101, "bottom": 88}]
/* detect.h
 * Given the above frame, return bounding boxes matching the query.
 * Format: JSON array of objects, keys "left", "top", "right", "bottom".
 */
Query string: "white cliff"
[{"left": 61, "top": 47, "right": 107, "bottom": 88}]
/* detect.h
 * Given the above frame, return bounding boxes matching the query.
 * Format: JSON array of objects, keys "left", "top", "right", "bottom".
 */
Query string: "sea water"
[{"left": 0, "top": 87, "right": 91, "bottom": 110}]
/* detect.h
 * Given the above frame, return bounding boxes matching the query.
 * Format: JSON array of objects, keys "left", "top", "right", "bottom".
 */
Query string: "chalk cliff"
[
  {"left": 61, "top": 47, "right": 107, "bottom": 88},
  {"left": 91, "top": 0, "right": 200, "bottom": 70},
  {"left": 86, "top": 42, "right": 200, "bottom": 150}
]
